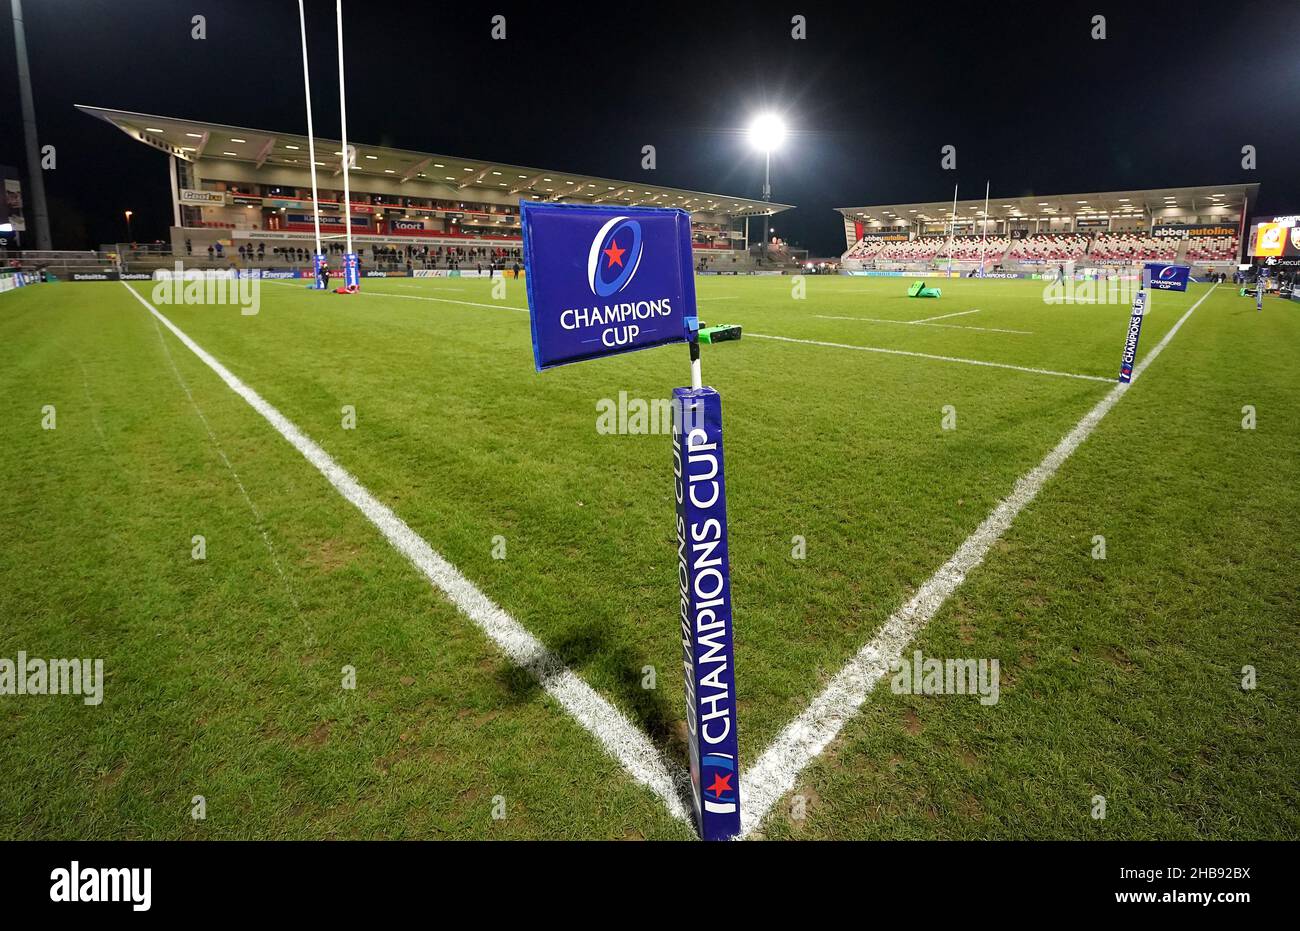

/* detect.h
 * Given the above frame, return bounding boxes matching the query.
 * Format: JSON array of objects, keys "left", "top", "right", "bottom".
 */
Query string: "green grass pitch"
[{"left": 1, "top": 272, "right": 1296, "bottom": 839}]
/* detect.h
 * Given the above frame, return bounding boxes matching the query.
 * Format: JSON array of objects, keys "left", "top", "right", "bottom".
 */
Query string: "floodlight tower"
[
  {"left": 9, "top": 0, "right": 52, "bottom": 250},
  {"left": 748, "top": 113, "right": 786, "bottom": 203},
  {"left": 747, "top": 114, "right": 786, "bottom": 264}
]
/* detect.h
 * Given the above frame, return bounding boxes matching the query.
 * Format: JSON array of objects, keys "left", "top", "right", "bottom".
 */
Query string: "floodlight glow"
[{"left": 748, "top": 114, "right": 786, "bottom": 152}]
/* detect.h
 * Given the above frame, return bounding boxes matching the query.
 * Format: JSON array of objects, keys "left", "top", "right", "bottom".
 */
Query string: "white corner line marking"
[
  {"left": 119, "top": 282, "right": 689, "bottom": 824},
  {"left": 739, "top": 284, "right": 1217, "bottom": 837},
  {"left": 814, "top": 314, "right": 1032, "bottom": 336},
  {"left": 748, "top": 332, "right": 1110, "bottom": 382},
  {"left": 910, "top": 308, "right": 982, "bottom": 323}
]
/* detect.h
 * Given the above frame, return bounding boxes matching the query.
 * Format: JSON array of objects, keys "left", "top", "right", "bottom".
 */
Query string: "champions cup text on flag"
[
  {"left": 1118, "top": 289, "right": 1148, "bottom": 384},
  {"left": 520, "top": 200, "right": 742, "bottom": 841},
  {"left": 1144, "top": 262, "right": 1190, "bottom": 292}
]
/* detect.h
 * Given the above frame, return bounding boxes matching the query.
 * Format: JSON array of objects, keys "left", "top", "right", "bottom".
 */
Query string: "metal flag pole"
[
  {"left": 335, "top": 0, "right": 357, "bottom": 289},
  {"left": 297, "top": 0, "right": 324, "bottom": 283}
]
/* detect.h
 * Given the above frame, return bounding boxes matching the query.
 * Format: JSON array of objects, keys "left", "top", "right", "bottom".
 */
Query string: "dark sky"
[{"left": 2, "top": 0, "right": 1298, "bottom": 254}]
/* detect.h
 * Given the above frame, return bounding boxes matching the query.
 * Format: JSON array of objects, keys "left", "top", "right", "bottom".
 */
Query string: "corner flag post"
[
  {"left": 297, "top": 0, "right": 325, "bottom": 287},
  {"left": 520, "top": 201, "right": 742, "bottom": 840}
]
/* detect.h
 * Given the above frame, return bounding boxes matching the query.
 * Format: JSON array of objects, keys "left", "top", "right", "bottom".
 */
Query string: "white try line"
[
  {"left": 119, "top": 282, "right": 690, "bottom": 825},
  {"left": 911, "top": 308, "right": 982, "bottom": 323},
  {"left": 748, "top": 332, "right": 1110, "bottom": 383},
  {"left": 814, "top": 314, "right": 1032, "bottom": 336},
  {"left": 359, "top": 290, "right": 528, "bottom": 314},
  {"left": 739, "top": 284, "right": 1219, "bottom": 838},
  {"left": 264, "top": 279, "right": 527, "bottom": 314},
  {"left": 392, "top": 283, "right": 465, "bottom": 292}
]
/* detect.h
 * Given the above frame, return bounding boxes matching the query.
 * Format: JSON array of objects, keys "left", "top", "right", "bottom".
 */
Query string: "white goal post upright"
[
  {"left": 979, "top": 179, "right": 989, "bottom": 276},
  {"left": 296, "top": 0, "right": 324, "bottom": 272},
  {"left": 947, "top": 182, "right": 958, "bottom": 279},
  {"left": 336, "top": 0, "right": 354, "bottom": 261}
]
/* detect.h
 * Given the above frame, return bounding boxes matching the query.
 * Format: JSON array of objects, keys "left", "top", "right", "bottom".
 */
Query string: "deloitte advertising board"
[{"left": 521, "top": 201, "right": 741, "bottom": 840}]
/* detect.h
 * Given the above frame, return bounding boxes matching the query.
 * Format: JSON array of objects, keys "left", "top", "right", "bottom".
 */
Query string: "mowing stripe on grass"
[
  {"left": 748, "top": 332, "right": 1110, "bottom": 382},
  {"left": 146, "top": 309, "right": 300, "bottom": 611},
  {"left": 814, "top": 314, "right": 1032, "bottom": 335},
  {"left": 120, "top": 282, "right": 691, "bottom": 825},
  {"left": 738, "top": 284, "right": 1218, "bottom": 838}
]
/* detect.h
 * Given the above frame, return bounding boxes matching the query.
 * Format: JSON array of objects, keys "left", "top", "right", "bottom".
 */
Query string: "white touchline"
[
  {"left": 814, "top": 314, "right": 1032, "bottom": 335},
  {"left": 910, "top": 308, "right": 982, "bottom": 323},
  {"left": 749, "top": 333, "right": 1110, "bottom": 383},
  {"left": 120, "top": 283, "right": 690, "bottom": 825},
  {"left": 739, "top": 285, "right": 1218, "bottom": 838}
]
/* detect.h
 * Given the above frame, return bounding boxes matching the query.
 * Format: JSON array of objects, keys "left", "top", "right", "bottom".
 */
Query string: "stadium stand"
[
  {"left": 940, "top": 235, "right": 1010, "bottom": 262},
  {"left": 75, "top": 105, "right": 794, "bottom": 276},
  {"left": 1088, "top": 233, "right": 1177, "bottom": 262},
  {"left": 1006, "top": 233, "right": 1089, "bottom": 262},
  {"left": 878, "top": 237, "right": 943, "bottom": 261},
  {"left": 1184, "top": 234, "right": 1241, "bottom": 262}
]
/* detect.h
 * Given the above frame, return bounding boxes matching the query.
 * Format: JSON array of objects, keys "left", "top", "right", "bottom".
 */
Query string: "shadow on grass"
[{"left": 492, "top": 618, "right": 688, "bottom": 768}]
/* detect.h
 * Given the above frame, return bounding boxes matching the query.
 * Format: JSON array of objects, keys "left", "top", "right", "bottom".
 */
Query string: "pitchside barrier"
[
  {"left": 0, "top": 269, "right": 30, "bottom": 293},
  {"left": 521, "top": 200, "right": 742, "bottom": 841}
]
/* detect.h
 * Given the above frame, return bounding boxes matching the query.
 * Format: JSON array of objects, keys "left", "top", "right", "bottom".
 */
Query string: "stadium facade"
[
  {"left": 76, "top": 105, "right": 794, "bottom": 272},
  {"left": 837, "top": 184, "right": 1258, "bottom": 275}
]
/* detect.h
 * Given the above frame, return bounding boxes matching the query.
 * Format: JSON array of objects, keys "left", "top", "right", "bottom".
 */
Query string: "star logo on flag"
[
  {"left": 603, "top": 238, "right": 626, "bottom": 268},
  {"left": 707, "top": 772, "right": 733, "bottom": 797}
]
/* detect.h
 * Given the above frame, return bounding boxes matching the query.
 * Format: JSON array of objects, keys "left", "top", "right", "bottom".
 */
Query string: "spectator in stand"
[
  {"left": 257, "top": 242, "right": 265, "bottom": 262},
  {"left": 207, "top": 244, "right": 214, "bottom": 261},
  {"left": 185, "top": 238, "right": 192, "bottom": 256}
]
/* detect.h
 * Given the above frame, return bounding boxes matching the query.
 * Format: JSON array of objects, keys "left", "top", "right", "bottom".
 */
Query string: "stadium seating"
[
  {"left": 939, "top": 235, "right": 1010, "bottom": 262},
  {"left": 1184, "top": 235, "right": 1240, "bottom": 262},
  {"left": 845, "top": 238, "right": 889, "bottom": 260},
  {"left": 877, "top": 237, "right": 944, "bottom": 261},
  {"left": 1087, "top": 233, "right": 1177, "bottom": 262},
  {"left": 1006, "top": 233, "right": 1089, "bottom": 262}
]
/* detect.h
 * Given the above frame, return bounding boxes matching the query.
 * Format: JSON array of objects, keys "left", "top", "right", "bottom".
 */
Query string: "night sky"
[{"left": 2, "top": 0, "right": 1297, "bottom": 255}]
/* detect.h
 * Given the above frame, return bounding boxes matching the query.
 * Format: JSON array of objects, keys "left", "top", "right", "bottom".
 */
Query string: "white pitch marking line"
[
  {"left": 120, "top": 282, "right": 690, "bottom": 825},
  {"left": 739, "top": 284, "right": 1218, "bottom": 838},
  {"left": 264, "top": 279, "right": 527, "bottom": 314},
  {"left": 392, "top": 283, "right": 465, "bottom": 292},
  {"left": 77, "top": 359, "right": 108, "bottom": 447},
  {"left": 910, "top": 308, "right": 982, "bottom": 323},
  {"left": 814, "top": 314, "right": 1032, "bottom": 336},
  {"left": 748, "top": 332, "right": 1110, "bottom": 383},
  {"left": 359, "top": 290, "right": 528, "bottom": 314}
]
